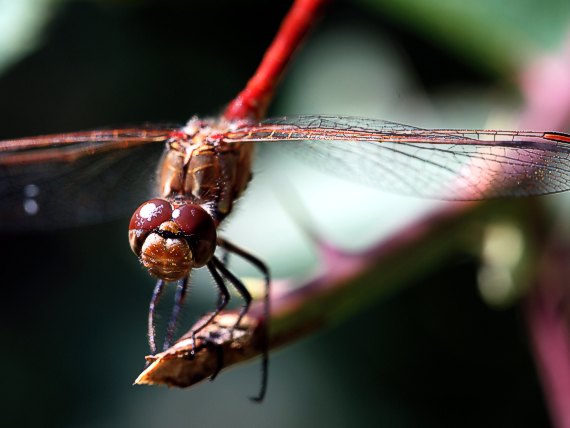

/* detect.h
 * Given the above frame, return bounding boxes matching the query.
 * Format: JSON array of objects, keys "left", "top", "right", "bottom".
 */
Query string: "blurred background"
[{"left": 0, "top": 0, "right": 569, "bottom": 426}]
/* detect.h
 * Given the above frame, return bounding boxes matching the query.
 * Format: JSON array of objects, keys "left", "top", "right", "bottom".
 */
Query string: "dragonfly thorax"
[
  {"left": 128, "top": 198, "right": 217, "bottom": 281},
  {"left": 158, "top": 118, "right": 255, "bottom": 224}
]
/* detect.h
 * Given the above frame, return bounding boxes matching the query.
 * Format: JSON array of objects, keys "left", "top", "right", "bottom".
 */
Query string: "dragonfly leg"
[
  {"left": 148, "top": 279, "right": 166, "bottom": 355},
  {"left": 207, "top": 339, "right": 224, "bottom": 381},
  {"left": 203, "top": 337, "right": 224, "bottom": 382},
  {"left": 216, "top": 237, "right": 271, "bottom": 402},
  {"left": 186, "top": 259, "right": 232, "bottom": 353},
  {"left": 212, "top": 249, "right": 230, "bottom": 309},
  {"left": 182, "top": 330, "right": 225, "bottom": 381},
  {"left": 210, "top": 255, "right": 252, "bottom": 329},
  {"left": 163, "top": 276, "right": 190, "bottom": 351},
  {"left": 201, "top": 333, "right": 225, "bottom": 381},
  {"left": 220, "top": 246, "right": 231, "bottom": 267}
]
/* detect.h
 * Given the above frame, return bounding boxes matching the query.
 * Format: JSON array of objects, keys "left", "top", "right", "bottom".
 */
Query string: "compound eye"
[
  {"left": 172, "top": 204, "right": 211, "bottom": 234},
  {"left": 129, "top": 199, "right": 173, "bottom": 231},
  {"left": 172, "top": 204, "right": 217, "bottom": 267},
  {"left": 129, "top": 199, "right": 173, "bottom": 256}
]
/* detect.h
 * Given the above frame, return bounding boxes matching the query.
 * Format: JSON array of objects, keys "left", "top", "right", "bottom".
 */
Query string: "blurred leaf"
[
  {"left": 0, "top": 0, "right": 58, "bottom": 73},
  {"left": 359, "top": 0, "right": 570, "bottom": 76}
]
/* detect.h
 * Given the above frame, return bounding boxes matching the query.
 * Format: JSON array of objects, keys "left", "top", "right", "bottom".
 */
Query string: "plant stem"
[{"left": 137, "top": 199, "right": 541, "bottom": 388}]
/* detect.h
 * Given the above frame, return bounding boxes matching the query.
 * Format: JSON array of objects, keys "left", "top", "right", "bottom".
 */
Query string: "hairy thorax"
[{"left": 157, "top": 117, "right": 254, "bottom": 224}]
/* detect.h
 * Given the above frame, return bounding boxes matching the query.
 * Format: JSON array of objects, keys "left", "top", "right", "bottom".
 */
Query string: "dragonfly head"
[{"left": 129, "top": 199, "right": 217, "bottom": 281}]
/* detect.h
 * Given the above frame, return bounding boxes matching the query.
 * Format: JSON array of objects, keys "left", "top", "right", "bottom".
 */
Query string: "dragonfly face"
[{"left": 128, "top": 198, "right": 217, "bottom": 281}]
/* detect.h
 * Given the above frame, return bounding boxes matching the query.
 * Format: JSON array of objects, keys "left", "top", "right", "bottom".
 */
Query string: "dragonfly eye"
[
  {"left": 128, "top": 199, "right": 173, "bottom": 256},
  {"left": 129, "top": 199, "right": 173, "bottom": 232},
  {"left": 129, "top": 199, "right": 190, "bottom": 281},
  {"left": 172, "top": 204, "right": 217, "bottom": 268}
]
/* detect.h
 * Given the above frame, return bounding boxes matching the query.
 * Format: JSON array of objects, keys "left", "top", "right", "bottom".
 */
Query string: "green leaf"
[{"left": 359, "top": 0, "right": 570, "bottom": 76}]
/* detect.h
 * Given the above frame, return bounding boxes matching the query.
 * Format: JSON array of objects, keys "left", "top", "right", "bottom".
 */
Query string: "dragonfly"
[{"left": 2, "top": 113, "right": 570, "bottom": 399}]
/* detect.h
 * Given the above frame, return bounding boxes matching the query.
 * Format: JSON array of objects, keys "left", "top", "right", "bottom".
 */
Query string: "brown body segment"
[{"left": 158, "top": 119, "right": 255, "bottom": 224}]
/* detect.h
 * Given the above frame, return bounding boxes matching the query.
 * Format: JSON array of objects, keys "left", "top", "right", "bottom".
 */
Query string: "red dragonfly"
[{"left": 1, "top": 0, "right": 569, "bottom": 401}]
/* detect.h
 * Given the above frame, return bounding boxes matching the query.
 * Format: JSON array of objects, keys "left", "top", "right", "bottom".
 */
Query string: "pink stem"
[
  {"left": 519, "top": 35, "right": 570, "bottom": 428},
  {"left": 526, "top": 280, "right": 570, "bottom": 428}
]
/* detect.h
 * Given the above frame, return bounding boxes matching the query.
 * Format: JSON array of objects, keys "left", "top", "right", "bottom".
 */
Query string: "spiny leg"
[
  {"left": 210, "top": 255, "right": 252, "bottom": 329},
  {"left": 187, "top": 260, "right": 231, "bottom": 349},
  {"left": 148, "top": 279, "right": 166, "bottom": 355},
  {"left": 185, "top": 259, "right": 237, "bottom": 381},
  {"left": 217, "top": 238, "right": 271, "bottom": 330},
  {"left": 202, "top": 336, "right": 225, "bottom": 381},
  {"left": 163, "top": 276, "right": 190, "bottom": 351},
  {"left": 220, "top": 246, "right": 231, "bottom": 267},
  {"left": 216, "top": 237, "right": 271, "bottom": 402}
]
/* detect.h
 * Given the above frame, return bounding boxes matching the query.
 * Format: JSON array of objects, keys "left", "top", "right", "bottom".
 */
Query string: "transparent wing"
[
  {"left": 0, "top": 127, "right": 175, "bottom": 231},
  {"left": 224, "top": 115, "right": 570, "bottom": 199}
]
